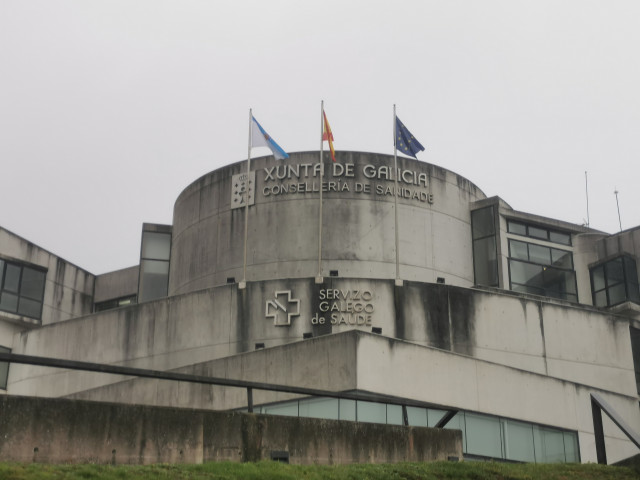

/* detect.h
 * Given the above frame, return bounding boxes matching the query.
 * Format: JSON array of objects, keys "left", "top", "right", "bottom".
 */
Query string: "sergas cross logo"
[{"left": 265, "top": 290, "right": 300, "bottom": 326}]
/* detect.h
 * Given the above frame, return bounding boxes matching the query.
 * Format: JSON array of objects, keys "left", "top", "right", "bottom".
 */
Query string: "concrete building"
[{"left": 1, "top": 151, "right": 640, "bottom": 464}]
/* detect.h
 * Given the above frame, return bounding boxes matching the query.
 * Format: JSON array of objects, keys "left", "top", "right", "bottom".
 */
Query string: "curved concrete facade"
[{"left": 169, "top": 151, "right": 486, "bottom": 296}]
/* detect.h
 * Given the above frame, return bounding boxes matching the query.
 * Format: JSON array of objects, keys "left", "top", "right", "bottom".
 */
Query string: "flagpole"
[
  {"left": 393, "top": 105, "right": 401, "bottom": 285},
  {"left": 317, "top": 101, "right": 324, "bottom": 281},
  {"left": 241, "top": 108, "right": 252, "bottom": 288}
]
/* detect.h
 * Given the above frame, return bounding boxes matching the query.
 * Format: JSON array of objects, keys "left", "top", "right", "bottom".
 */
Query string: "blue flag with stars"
[{"left": 395, "top": 116, "right": 425, "bottom": 158}]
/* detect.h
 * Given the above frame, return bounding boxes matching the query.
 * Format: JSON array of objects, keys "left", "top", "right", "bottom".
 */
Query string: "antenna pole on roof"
[
  {"left": 584, "top": 171, "right": 590, "bottom": 228},
  {"left": 614, "top": 188, "right": 622, "bottom": 232}
]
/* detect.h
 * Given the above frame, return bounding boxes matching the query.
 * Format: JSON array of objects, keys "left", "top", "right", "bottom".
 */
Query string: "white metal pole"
[
  {"left": 242, "top": 108, "right": 252, "bottom": 286},
  {"left": 393, "top": 105, "right": 401, "bottom": 283},
  {"left": 317, "top": 101, "right": 324, "bottom": 280}
]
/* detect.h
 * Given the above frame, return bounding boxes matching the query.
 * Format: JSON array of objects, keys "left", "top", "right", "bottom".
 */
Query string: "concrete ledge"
[{"left": 0, "top": 395, "right": 462, "bottom": 465}]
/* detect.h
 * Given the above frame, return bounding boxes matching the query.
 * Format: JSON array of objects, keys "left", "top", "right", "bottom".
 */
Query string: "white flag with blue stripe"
[{"left": 251, "top": 116, "right": 289, "bottom": 160}]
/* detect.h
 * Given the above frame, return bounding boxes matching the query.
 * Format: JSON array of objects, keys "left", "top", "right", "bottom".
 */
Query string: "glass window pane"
[
  {"left": 20, "top": 268, "right": 45, "bottom": 301},
  {"left": 471, "top": 207, "right": 495, "bottom": 240},
  {"left": 262, "top": 401, "right": 299, "bottom": 417},
  {"left": 509, "top": 240, "right": 528, "bottom": 261},
  {"left": 502, "top": 419, "right": 535, "bottom": 462},
  {"left": 299, "top": 397, "right": 339, "bottom": 420},
  {"left": 528, "top": 226, "right": 548, "bottom": 240},
  {"left": 624, "top": 257, "right": 638, "bottom": 285},
  {"left": 0, "top": 292, "right": 18, "bottom": 313},
  {"left": 533, "top": 426, "right": 566, "bottom": 463},
  {"left": 508, "top": 221, "right": 527, "bottom": 236},
  {"left": 510, "top": 260, "right": 544, "bottom": 287},
  {"left": 606, "top": 258, "right": 624, "bottom": 286},
  {"left": 563, "top": 432, "right": 579, "bottom": 463},
  {"left": 442, "top": 412, "right": 466, "bottom": 452},
  {"left": 427, "top": 409, "right": 448, "bottom": 427},
  {"left": 608, "top": 283, "right": 627, "bottom": 306},
  {"left": 473, "top": 237, "right": 498, "bottom": 286},
  {"left": 551, "top": 249, "right": 573, "bottom": 269},
  {"left": 387, "top": 404, "right": 403, "bottom": 425},
  {"left": 0, "top": 260, "right": 4, "bottom": 287},
  {"left": 591, "top": 266, "right": 605, "bottom": 292},
  {"left": 465, "top": 413, "right": 503, "bottom": 458},
  {"left": 628, "top": 283, "right": 640, "bottom": 304},
  {"left": 18, "top": 298, "right": 42, "bottom": 318},
  {"left": 339, "top": 399, "right": 356, "bottom": 421},
  {"left": 3, "top": 264, "right": 21, "bottom": 293},
  {"left": 0, "top": 346, "right": 8, "bottom": 390},
  {"left": 141, "top": 232, "right": 171, "bottom": 260},
  {"left": 529, "top": 244, "right": 551, "bottom": 265},
  {"left": 406, "top": 406, "right": 428, "bottom": 427},
  {"left": 549, "top": 231, "right": 571, "bottom": 245},
  {"left": 512, "top": 284, "right": 545, "bottom": 296},
  {"left": 594, "top": 290, "right": 607, "bottom": 307},
  {"left": 357, "top": 400, "right": 386, "bottom": 424},
  {"left": 543, "top": 268, "right": 577, "bottom": 296},
  {"left": 139, "top": 260, "right": 169, "bottom": 302}
]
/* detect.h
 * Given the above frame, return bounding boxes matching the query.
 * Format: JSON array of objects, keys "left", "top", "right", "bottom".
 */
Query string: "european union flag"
[{"left": 395, "top": 117, "right": 425, "bottom": 158}]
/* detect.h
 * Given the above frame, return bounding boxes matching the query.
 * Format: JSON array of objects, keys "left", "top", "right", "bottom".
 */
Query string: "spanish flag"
[{"left": 322, "top": 110, "right": 336, "bottom": 162}]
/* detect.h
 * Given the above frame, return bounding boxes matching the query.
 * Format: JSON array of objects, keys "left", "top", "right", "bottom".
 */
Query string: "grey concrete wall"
[
  {"left": 0, "top": 227, "right": 94, "bottom": 328},
  {"left": 8, "top": 279, "right": 637, "bottom": 401},
  {"left": 94, "top": 266, "right": 139, "bottom": 304},
  {"left": 169, "top": 152, "right": 486, "bottom": 296},
  {"left": 0, "top": 394, "right": 462, "bottom": 465}
]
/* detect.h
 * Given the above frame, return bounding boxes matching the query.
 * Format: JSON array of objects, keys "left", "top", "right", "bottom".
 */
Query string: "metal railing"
[
  {"left": 591, "top": 392, "right": 640, "bottom": 464},
  {"left": 0, "top": 352, "right": 457, "bottom": 427}
]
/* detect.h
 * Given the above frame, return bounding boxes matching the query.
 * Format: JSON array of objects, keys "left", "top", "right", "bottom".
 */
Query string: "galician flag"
[{"left": 251, "top": 116, "right": 289, "bottom": 160}]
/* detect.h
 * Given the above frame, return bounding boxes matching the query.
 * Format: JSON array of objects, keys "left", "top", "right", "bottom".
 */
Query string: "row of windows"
[
  {"left": 0, "top": 259, "right": 46, "bottom": 320},
  {"left": 473, "top": 210, "right": 640, "bottom": 308},
  {"left": 94, "top": 295, "right": 137, "bottom": 313},
  {"left": 507, "top": 221, "right": 571, "bottom": 246},
  {"left": 248, "top": 397, "right": 579, "bottom": 463}
]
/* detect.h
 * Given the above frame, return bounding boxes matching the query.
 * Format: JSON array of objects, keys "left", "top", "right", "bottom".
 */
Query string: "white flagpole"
[
  {"left": 241, "top": 108, "right": 252, "bottom": 287},
  {"left": 393, "top": 104, "right": 401, "bottom": 285},
  {"left": 317, "top": 101, "right": 324, "bottom": 281}
]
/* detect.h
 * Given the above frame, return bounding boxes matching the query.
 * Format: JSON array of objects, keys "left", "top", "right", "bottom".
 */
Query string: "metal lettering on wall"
[
  {"left": 231, "top": 171, "right": 256, "bottom": 210},
  {"left": 265, "top": 290, "right": 300, "bottom": 326},
  {"left": 312, "top": 289, "right": 375, "bottom": 326},
  {"left": 262, "top": 163, "right": 434, "bottom": 205}
]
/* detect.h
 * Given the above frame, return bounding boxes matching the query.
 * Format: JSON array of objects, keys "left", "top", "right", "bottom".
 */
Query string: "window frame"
[
  {"left": 507, "top": 220, "right": 572, "bottom": 246},
  {"left": 507, "top": 239, "right": 577, "bottom": 302},
  {"left": 0, "top": 258, "right": 47, "bottom": 320},
  {"left": 590, "top": 255, "right": 640, "bottom": 308}
]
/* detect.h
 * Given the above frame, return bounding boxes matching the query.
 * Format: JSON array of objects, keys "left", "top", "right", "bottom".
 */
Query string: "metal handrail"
[
  {"left": 591, "top": 392, "right": 640, "bottom": 464},
  {"left": 0, "top": 352, "right": 457, "bottom": 426}
]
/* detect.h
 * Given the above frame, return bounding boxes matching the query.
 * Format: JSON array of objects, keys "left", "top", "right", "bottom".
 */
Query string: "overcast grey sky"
[{"left": 1, "top": 0, "right": 639, "bottom": 274}]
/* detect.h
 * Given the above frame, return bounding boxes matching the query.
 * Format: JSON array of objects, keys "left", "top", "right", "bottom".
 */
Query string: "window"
[
  {"left": 471, "top": 206, "right": 498, "bottom": 287},
  {"left": 0, "top": 346, "right": 9, "bottom": 390},
  {"left": 507, "top": 221, "right": 571, "bottom": 246},
  {"left": 0, "top": 259, "right": 46, "bottom": 320},
  {"left": 94, "top": 294, "right": 137, "bottom": 313},
  {"left": 508, "top": 240, "right": 577, "bottom": 302},
  {"left": 249, "top": 397, "right": 580, "bottom": 463},
  {"left": 590, "top": 256, "right": 640, "bottom": 308},
  {"left": 631, "top": 326, "right": 640, "bottom": 395},
  {"left": 138, "top": 226, "right": 171, "bottom": 303}
]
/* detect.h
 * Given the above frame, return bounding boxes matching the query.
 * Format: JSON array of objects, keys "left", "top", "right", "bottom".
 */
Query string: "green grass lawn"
[{"left": 0, "top": 461, "right": 638, "bottom": 480}]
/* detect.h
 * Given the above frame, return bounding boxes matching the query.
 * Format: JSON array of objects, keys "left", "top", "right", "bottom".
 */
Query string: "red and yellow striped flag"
[{"left": 322, "top": 110, "right": 336, "bottom": 162}]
